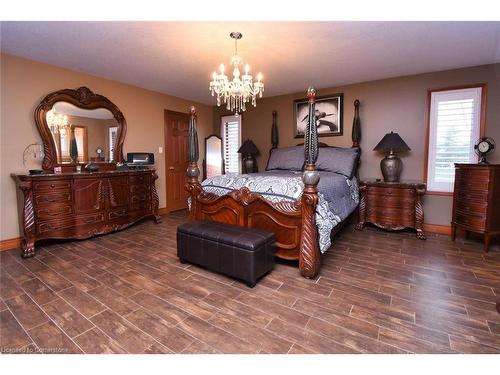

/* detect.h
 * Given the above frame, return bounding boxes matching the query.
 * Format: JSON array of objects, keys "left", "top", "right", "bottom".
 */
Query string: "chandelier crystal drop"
[
  {"left": 46, "top": 110, "right": 69, "bottom": 134},
  {"left": 209, "top": 32, "right": 264, "bottom": 115}
]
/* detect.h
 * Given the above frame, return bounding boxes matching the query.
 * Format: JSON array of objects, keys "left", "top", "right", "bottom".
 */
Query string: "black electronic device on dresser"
[{"left": 126, "top": 152, "right": 155, "bottom": 169}]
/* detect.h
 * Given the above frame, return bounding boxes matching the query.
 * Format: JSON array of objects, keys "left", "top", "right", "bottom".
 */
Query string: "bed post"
[
  {"left": 271, "top": 110, "right": 279, "bottom": 149},
  {"left": 186, "top": 106, "right": 201, "bottom": 221},
  {"left": 352, "top": 99, "right": 361, "bottom": 148},
  {"left": 299, "top": 87, "right": 321, "bottom": 279}
]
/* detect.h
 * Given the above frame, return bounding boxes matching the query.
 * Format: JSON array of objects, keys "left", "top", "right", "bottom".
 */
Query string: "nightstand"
[{"left": 356, "top": 180, "right": 426, "bottom": 239}]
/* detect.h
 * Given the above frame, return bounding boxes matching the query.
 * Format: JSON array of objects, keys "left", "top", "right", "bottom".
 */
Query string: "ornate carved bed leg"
[
  {"left": 18, "top": 180, "right": 36, "bottom": 258},
  {"left": 185, "top": 106, "right": 202, "bottom": 222},
  {"left": 415, "top": 185, "right": 426, "bottom": 240},
  {"left": 300, "top": 167, "right": 321, "bottom": 278},
  {"left": 355, "top": 184, "right": 366, "bottom": 230},
  {"left": 151, "top": 171, "right": 162, "bottom": 223},
  {"left": 299, "top": 87, "right": 321, "bottom": 279}
]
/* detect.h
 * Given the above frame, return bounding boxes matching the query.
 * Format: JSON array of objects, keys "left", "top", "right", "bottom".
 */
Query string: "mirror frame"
[
  {"left": 203, "top": 134, "right": 224, "bottom": 180},
  {"left": 35, "top": 86, "right": 127, "bottom": 171}
]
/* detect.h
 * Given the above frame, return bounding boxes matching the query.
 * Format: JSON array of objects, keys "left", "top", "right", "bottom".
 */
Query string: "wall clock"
[{"left": 474, "top": 137, "right": 496, "bottom": 164}]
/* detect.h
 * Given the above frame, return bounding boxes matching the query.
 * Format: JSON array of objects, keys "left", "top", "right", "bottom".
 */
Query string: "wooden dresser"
[
  {"left": 12, "top": 170, "right": 161, "bottom": 258},
  {"left": 451, "top": 164, "right": 500, "bottom": 252},
  {"left": 356, "top": 180, "right": 426, "bottom": 239}
]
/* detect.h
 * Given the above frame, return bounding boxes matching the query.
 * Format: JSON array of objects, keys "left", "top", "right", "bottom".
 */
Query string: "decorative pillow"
[
  {"left": 316, "top": 147, "right": 360, "bottom": 178},
  {"left": 266, "top": 146, "right": 305, "bottom": 171}
]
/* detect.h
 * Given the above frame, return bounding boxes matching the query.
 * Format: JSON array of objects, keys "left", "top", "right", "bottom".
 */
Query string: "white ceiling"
[
  {"left": 52, "top": 102, "right": 114, "bottom": 119},
  {"left": 2, "top": 21, "right": 500, "bottom": 104}
]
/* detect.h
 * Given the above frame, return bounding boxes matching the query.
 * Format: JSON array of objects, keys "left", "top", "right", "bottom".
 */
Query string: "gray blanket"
[{"left": 201, "top": 170, "right": 359, "bottom": 253}]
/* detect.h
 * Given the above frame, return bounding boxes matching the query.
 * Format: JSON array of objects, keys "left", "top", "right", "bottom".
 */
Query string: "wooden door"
[{"left": 165, "top": 110, "right": 190, "bottom": 212}]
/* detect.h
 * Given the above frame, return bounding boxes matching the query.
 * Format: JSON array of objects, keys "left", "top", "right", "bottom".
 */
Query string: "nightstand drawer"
[
  {"left": 366, "top": 194, "right": 415, "bottom": 209},
  {"left": 366, "top": 186, "right": 415, "bottom": 198},
  {"left": 367, "top": 207, "right": 415, "bottom": 220}
]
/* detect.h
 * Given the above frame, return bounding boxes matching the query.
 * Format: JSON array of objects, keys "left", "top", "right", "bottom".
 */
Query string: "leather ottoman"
[{"left": 177, "top": 220, "right": 275, "bottom": 287}]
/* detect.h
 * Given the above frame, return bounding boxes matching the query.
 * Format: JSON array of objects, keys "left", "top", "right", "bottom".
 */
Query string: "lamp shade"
[
  {"left": 373, "top": 131, "right": 410, "bottom": 152},
  {"left": 238, "top": 139, "right": 260, "bottom": 155}
]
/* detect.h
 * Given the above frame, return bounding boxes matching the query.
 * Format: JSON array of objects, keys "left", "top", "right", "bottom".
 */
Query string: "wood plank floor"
[{"left": 1, "top": 210, "right": 500, "bottom": 354}]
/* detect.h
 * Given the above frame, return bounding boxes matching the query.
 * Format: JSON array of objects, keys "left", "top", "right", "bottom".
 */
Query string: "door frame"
[{"left": 164, "top": 109, "right": 190, "bottom": 213}]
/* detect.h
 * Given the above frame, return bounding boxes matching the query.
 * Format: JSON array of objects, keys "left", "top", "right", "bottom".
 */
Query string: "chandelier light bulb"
[
  {"left": 219, "top": 64, "right": 225, "bottom": 73},
  {"left": 245, "top": 64, "right": 250, "bottom": 74},
  {"left": 257, "top": 72, "right": 263, "bottom": 82}
]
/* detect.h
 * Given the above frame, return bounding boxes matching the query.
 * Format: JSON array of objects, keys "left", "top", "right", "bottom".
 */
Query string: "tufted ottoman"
[{"left": 177, "top": 220, "right": 275, "bottom": 287}]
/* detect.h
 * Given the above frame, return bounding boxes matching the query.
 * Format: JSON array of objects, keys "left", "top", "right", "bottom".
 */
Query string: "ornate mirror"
[
  {"left": 203, "top": 134, "right": 224, "bottom": 179},
  {"left": 35, "top": 87, "right": 126, "bottom": 171}
]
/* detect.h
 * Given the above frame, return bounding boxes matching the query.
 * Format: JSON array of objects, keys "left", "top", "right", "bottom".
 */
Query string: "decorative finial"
[
  {"left": 190, "top": 106, "right": 196, "bottom": 116},
  {"left": 307, "top": 87, "right": 316, "bottom": 103},
  {"left": 354, "top": 99, "right": 360, "bottom": 107}
]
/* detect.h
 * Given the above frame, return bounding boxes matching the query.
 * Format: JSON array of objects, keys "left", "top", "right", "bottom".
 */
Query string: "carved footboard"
[
  {"left": 185, "top": 89, "right": 364, "bottom": 279},
  {"left": 185, "top": 89, "right": 322, "bottom": 278}
]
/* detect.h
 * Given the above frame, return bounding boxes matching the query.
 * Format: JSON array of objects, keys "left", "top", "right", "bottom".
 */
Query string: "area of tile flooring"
[{"left": 1, "top": 210, "right": 500, "bottom": 354}]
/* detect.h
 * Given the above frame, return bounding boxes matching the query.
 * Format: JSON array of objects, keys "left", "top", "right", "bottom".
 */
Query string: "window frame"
[
  {"left": 423, "top": 83, "right": 487, "bottom": 195},
  {"left": 220, "top": 114, "right": 242, "bottom": 174}
]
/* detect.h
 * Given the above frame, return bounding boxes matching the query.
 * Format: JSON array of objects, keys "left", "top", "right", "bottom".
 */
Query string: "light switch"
[{"left": 158, "top": 146, "right": 163, "bottom": 154}]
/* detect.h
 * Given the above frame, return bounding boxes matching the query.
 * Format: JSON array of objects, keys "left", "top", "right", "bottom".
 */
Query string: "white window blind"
[
  {"left": 109, "top": 126, "right": 118, "bottom": 161},
  {"left": 221, "top": 115, "right": 241, "bottom": 174},
  {"left": 427, "top": 87, "right": 482, "bottom": 192}
]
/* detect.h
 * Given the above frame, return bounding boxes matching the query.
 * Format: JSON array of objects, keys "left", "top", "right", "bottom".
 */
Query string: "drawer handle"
[{"left": 50, "top": 184, "right": 55, "bottom": 188}]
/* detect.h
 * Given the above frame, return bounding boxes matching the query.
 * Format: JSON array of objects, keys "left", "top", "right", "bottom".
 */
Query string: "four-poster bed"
[{"left": 185, "top": 88, "right": 361, "bottom": 278}]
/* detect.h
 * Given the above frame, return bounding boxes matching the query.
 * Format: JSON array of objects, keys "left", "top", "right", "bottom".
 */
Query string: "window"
[
  {"left": 55, "top": 125, "right": 88, "bottom": 162},
  {"left": 109, "top": 126, "right": 118, "bottom": 161},
  {"left": 426, "top": 85, "right": 485, "bottom": 193},
  {"left": 221, "top": 115, "right": 241, "bottom": 174}
]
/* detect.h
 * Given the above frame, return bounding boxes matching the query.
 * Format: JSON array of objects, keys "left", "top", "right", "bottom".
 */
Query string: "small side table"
[{"left": 356, "top": 180, "right": 426, "bottom": 240}]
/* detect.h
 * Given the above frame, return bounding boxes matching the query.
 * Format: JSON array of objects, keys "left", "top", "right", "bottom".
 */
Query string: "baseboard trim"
[
  {"left": 423, "top": 223, "right": 451, "bottom": 236},
  {"left": 158, "top": 207, "right": 169, "bottom": 216},
  {"left": 0, "top": 237, "right": 22, "bottom": 251},
  {"left": 1, "top": 220, "right": 451, "bottom": 251}
]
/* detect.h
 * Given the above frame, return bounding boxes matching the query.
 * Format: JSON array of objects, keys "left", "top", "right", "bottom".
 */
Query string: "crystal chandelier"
[
  {"left": 47, "top": 110, "right": 69, "bottom": 134},
  {"left": 209, "top": 32, "right": 264, "bottom": 115}
]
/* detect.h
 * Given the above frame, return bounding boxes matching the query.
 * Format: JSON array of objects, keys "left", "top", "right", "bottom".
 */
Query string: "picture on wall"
[{"left": 293, "top": 93, "right": 343, "bottom": 138}]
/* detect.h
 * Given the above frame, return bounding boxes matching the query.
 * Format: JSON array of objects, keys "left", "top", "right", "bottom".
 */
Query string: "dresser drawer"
[
  {"left": 455, "top": 200, "right": 488, "bottom": 216},
  {"left": 35, "top": 191, "right": 72, "bottom": 205},
  {"left": 36, "top": 204, "right": 73, "bottom": 219},
  {"left": 454, "top": 177, "right": 489, "bottom": 193},
  {"left": 454, "top": 210, "right": 486, "bottom": 230},
  {"left": 456, "top": 168, "right": 491, "bottom": 180},
  {"left": 75, "top": 212, "right": 106, "bottom": 226},
  {"left": 455, "top": 190, "right": 489, "bottom": 202},
  {"left": 34, "top": 180, "right": 71, "bottom": 192}
]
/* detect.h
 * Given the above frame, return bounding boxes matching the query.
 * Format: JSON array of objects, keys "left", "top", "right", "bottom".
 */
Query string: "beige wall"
[
  {"left": 214, "top": 63, "right": 500, "bottom": 226},
  {"left": 0, "top": 54, "right": 212, "bottom": 241},
  {"left": 65, "top": 114, "right": 110, "bottom": 162}
]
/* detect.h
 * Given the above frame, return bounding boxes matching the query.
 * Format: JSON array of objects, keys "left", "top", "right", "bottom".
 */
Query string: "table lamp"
[
  {"left": 373, "top": 131, "right": 410, "bottom": 182},
  {"left": 238, "top": 139, "right": 259, "bottom": 173}
]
